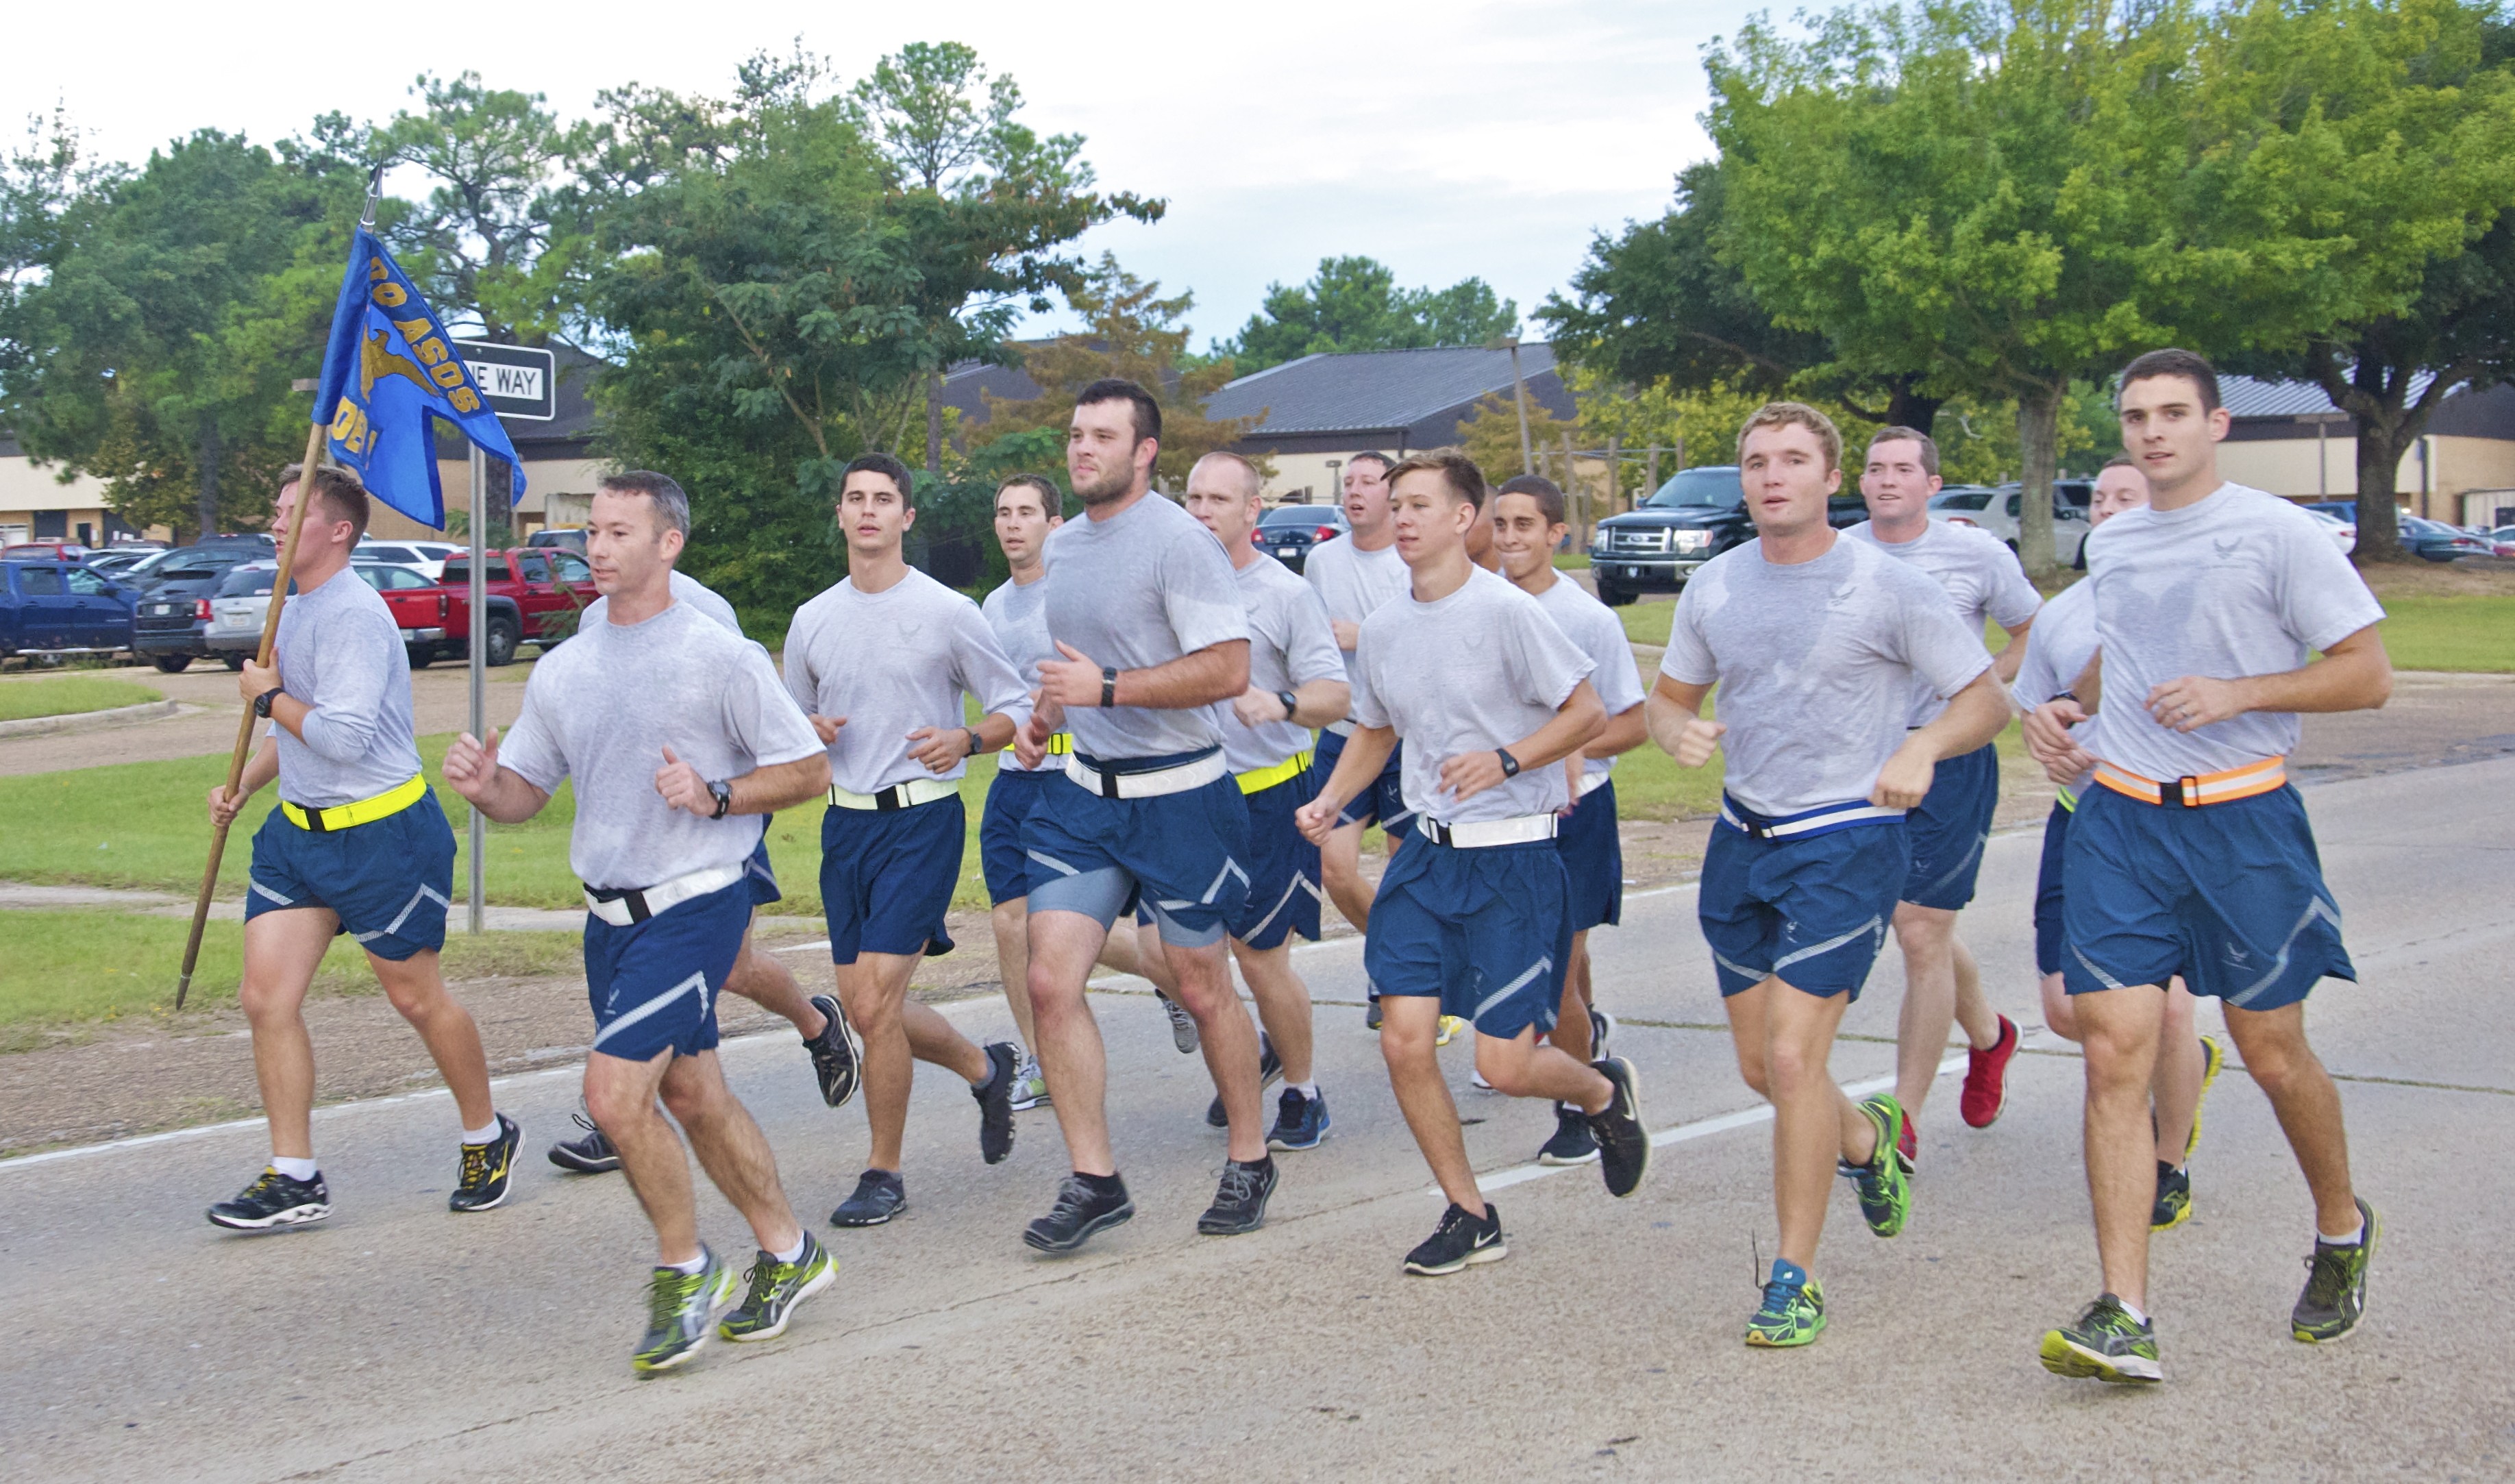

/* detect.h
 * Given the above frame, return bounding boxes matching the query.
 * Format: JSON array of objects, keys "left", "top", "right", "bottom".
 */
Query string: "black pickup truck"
[{"left": 1587, "top": 466, "right": 1868, "bottom": 606}]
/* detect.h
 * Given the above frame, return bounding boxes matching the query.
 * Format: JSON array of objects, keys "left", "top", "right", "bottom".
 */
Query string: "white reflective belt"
[
  {"left": 1578, "top": 769, "right": 1613, "bottom": 798},
  {"left": 1323, "top": 719, "right": 1356, "bottom": 738},
  {"left": 1418, "top": 813, "right": 1559, "bottom": 849},
  {"left": 1065, "top": 749, "right": 1230, "bottom": 800},
  {"left": 583, "top": 861, "right": 746, "bottom": 927},
  {"left": 828, "top": 777, "right": 959, "bottom": 811}
]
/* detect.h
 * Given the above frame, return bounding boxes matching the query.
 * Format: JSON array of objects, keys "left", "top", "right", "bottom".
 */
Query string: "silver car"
[
  {"left": 1928, "top": 481, "right": 2092, "bottom": 567},
  {"left": 203, "top": 562, "right": 438, "bottom": 666}
]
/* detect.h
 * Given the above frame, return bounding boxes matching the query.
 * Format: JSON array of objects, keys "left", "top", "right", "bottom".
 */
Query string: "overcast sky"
[{"left": 11, "top": 1, "right": 1747, "bottom": 349}]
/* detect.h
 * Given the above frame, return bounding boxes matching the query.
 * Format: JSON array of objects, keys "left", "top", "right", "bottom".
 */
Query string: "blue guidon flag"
[{"left": 312, "top": 227, "right": 525, "bottom": 529}]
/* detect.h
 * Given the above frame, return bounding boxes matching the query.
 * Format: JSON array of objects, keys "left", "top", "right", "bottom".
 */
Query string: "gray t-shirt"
[
  {"left": 1218, "top": 554, "right": 1347, "bottom": 775},
  {"left": 2084, "top": 482, "right": 2383, "bottom": 782},
  {"left": 1303, "top": 533, "right": 1409, "bottom": 730},
  {"left": 1351, "top": 565, "right": 1596, "bottom": 824},
  {"left": 581, "top": 571, "right": 741, "bottom": 636},
  {"left": 1041, "top": 493, "right": 1247, "bottom": 760},
  {"left": 1530, "top": 575, "right": 1647, "bottom": 784},
  {"left": 982, "top": 572, "right": 1057, "bottom": 774},
  {"left": 271, "top": 566, "right": 424, "bottom": 808},
  {"left": 499, "top": 600, "right": 823, "bottom": 891},
  {"left": 782, "top": 568, "right": 1030, "bottom": 795},
  {"left": 1847, "top": 519, "right": 2042, "bottom": 726},
  {"left": 2011, "top": 578, "right": 2101, "bottom": 792},
  {"left": 1659, "top": 536, "right": 1994, "bottom": 818}
]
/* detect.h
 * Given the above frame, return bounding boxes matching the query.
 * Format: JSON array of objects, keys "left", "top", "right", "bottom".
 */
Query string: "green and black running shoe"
[
  {"left": 632, "top": 1249, "right": 736, "bottom": 1375},
  {"left": 719, "top": 1233, "right": 837, "bottom": 1344},
  {"left": 2187, "top": 1034, "right": 2225, "bottom": 1162},
  {"left": 2292, "top": 1197, "right": 2379, "bottom": 1344},
  {"left": 2039, "top": 1294, "right": 2162, "bottom": 1384},
  {"left": 449, "top": 1113, "right": 521, "bottom": 1213},
  {"left": 1744, "top": 1261, "right": 1826, "bottom": 1348},
  {"left": 2152, "top": 1161, "right": 2192, "bottom": 1232},
  {"left": 1843, "top": 1093, "right": 1911, "bottom": 1238}
]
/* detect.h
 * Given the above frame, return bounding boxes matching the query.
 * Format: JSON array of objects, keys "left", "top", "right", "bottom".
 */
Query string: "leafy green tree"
[{"left": 1216, "top": 255, "right": 1519, "bottom": 373}]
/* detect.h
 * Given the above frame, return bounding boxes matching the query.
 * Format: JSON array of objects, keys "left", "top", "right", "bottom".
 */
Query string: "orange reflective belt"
[{"left": 2092, "top": 756, "right": 2285, "bottom": 808}]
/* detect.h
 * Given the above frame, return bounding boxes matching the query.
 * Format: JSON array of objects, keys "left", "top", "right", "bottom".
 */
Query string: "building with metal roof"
[{"left": 2217, "top": 373, "right": 2515, "bottom": 525}]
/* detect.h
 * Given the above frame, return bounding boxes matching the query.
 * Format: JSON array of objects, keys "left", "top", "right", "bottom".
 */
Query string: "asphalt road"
[{"left": 5, "top": 755, "right": 2513, "bottom": 1482}]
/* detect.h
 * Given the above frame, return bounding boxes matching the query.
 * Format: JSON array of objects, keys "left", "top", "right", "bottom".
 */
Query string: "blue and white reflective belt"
[{"left": 1717, "top": 795, "right": 1905, "bottom": 842}]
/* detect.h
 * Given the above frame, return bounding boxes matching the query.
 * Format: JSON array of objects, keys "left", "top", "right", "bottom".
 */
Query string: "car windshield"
[
  {"left": 216, "top": 567, "right": 282, "bottom": 597},
  {"left": 1261, "top": 507, "right": 1334, "bottom": 528},
  {"left": 1642, "top": 467, "right": 1744, "bottom": 510},
  {"left": 1931, "top": 489, "right": 1996, "bottom": 511}
]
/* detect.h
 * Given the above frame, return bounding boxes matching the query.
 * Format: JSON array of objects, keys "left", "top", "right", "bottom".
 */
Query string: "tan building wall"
[
  {"left": 0, "top": 454, "right": 170, "bottom": 545},
  {"left": 364, "top": 456, "right": 611, "bottom": 542},
  {"left": 2220, "top": 432, "right": 2515, "bottom": 521}
]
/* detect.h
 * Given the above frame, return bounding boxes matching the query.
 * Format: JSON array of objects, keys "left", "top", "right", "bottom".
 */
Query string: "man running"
[
  {"left": 1302, "top": 452, "right": 1411, "bottom": 1028},
  {"left": 548, "top": 566, "right": 863, "bottom": 1176},
  {"left": 1488, "top": 473, "right": 1648, "bottom": 1166},
  {"left": 2027, "top": 349, "right": 2388, "bottom": 1385},
  {"left": 206, "top": 464, "right": 515, "bottom": 1231},
  {"left": 1847, "top": 427, "right": 2041, "bottom": 1160},
  {"left": 1648, "top": 404, "right": 2008, "bottom": 1347},
  {"left": 443, "top": 470, "right": 834, "bottom": 1374},
  {"left": 1296, "top": 452, "right": 1649, "bottom": 1276},
  {"left": 2016, "top": 456, "right": 2222, "bottom": 1234},
  {"left": 784, "top": 453, "right": 1029, "bottom": 1229},
  {"left": 1013, "top": 378, "right": 1276, "bottom": 1252},
  {"left": 1182, "top": 451, "right": 1352, "bottom": 1150}
]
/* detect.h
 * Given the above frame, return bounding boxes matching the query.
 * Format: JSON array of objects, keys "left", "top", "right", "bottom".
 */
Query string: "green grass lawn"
[
  {"left": 0, "top": 676, "right": 162, "bottom": 721},
  {"left": 2379, "top": 595, "right": 2515, "bottom": 671}
]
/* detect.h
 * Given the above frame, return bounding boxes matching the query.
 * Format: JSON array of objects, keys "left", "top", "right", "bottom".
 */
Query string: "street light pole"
[{"left": 1489, "top": 334, "right": 1535, "bottom": 477}]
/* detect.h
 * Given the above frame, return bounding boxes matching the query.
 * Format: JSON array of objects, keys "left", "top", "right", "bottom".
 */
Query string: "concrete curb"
[{"left": 0, "top": 698, "right": 179, "bottom": 738}]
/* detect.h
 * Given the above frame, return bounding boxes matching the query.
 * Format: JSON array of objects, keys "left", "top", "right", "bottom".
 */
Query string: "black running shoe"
[
  {"left": 805, "top": 993, "right": 863, "bottom": 1109},
  {"left": 830, "top": 1168, "right": 906, "bottom": 1228},
  {"left": 1585, "top": 1056, "right": 1650, "bottom": 1197},
  {"left": 1366, "top": 998, "right": 1384, "bottom": 1032},
  {"left": 1267, "top": 1086, "right": 1330, "bottom": 1151},
  {"left": 1156, "top": 989, "right": 1200, "bottom": 1054},
  {"left": 2292, "top": 1197, "right": 2379, "bottom": 1343},
  {"left": 974, "top": 1041, "right": 1019, "bottom": 1165},
  {"left": 1403, "top": 1201, "right": 1506, "bottom": 1276},
  {"left": 548, "top": 1113, "right": 620, "bottom": 1174},
  {"left": 1024, "top": 1173, "right": 1135, "bottom": 1254},
  {"left": 1589, "top": 1007, "right": 1615, "bottom": 1063},
  {"left": 208, "top": 1167, "right": 332, "bottom": 1231},
  {"left": 449, "top": 1112, "right": 521, "bottom": 1213},
  {"left": 1205, "top": 1033, "right": 1283, "bottom": 1128},
  {"left": 1196, "top": 1156, "right": 1278, "bottom": 1235},
  {"left": 2153, "top": 1161, "right": 2192, "bottom": 1232},
  {"left": 1536, "top": 1102, "right": 1599, "bottom": 1166}
]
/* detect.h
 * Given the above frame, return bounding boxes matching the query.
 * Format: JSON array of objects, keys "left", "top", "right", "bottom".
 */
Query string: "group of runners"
[{"left": 200, "top": 348, "right": 2385, "bottom": 1387}]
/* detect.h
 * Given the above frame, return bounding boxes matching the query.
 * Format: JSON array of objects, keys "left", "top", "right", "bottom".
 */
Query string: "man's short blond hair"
[
  {"left": 1191, "top": 450, "right": 1263, "bottom": 501},
  {"left": 1737, "top": 401, "right": 1843, "bottom": 473}
]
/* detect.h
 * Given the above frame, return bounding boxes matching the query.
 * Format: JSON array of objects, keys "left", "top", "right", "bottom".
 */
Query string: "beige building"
[
  {"left": 0, "top": 436, "right": 166, "bottom": 547},
  {"left": 2218, "top": 375, "right": 2515, "bottom": 527}
]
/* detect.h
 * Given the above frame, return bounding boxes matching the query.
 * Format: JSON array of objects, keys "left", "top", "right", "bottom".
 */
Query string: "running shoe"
[
  {"left": 1206, "top": 1034, "right": 1283, "bottom": 1128},
  {"left": 1196, "top": 1155, "right": 1278, "bottom": 1235},
  {"left": 1897, "top": 1109, "right": 1918, "bottom": 1170},
  {"left": 1366, "top": 992, "right": 1383, "bottom": 1032},
  {"left": 1024, "top": 1173, "right": 1135, "bottom": 1254},
  {"left": 207, "top": 1167, "right": 331, "bottom": 1231},
  {"left": 974, "top": 1041, "right": 1020, "bottom": 1164},
  {"left": 1537, "top": 1102, "right": 1600, "bottom": 1165},
  {"left": 449, "top": 1112, "right": 521, "bottom": 1213},
  {"left": 1267, "top": 1086, "right": 1330, "bottom": 1151},
  {"left": 1585, "top": 1057, "right": 1650, "bottom": 1197},
  {"left": 830, "top": 1168, "right": 907, "bottom": 1228},
  {"left": 2188, "top": 1034, "right": 2226, "bottom": 1162},
  {"left": 1589, "top": 1007, "right": 1615, "bottom": 1063},
  {"left": 548, "top": 1113, "right": 620, "bottom": 1174},
  {"left": 1403, "top": 1202, "right": 1505, "bottom": 1276},
  {"left": 2039, "top": 1294, "right": 2161, "bottom": 1383},
  {"left": 1744, "top": 1261, "right": 1825, "bottom": 1348},
  {"left": 1010, "top": 1048, "right": 1051, "bottom": 1112},
  {"left": 805, "top": 993, "right": 863, "bottom": 1109},
  {"left": 1844, "top": 1094, "right": 1912, "bottom": 1237},
  {"left": 718, "top": 1232, "right": 836, "bottom": 1344},
  {"left": 1960, "top": 1014, "right": 2020, "bottom": 1128},
  {"left": 1157, "top": 989, "right": 1199, "bottom": 1054},
  {"left": 632, "top": 1250, "right": 736, "bottom": 1374},
  {"left": 2292, "top": 1197, "right": 2379, "bottom": 1344},
  {"left": 2152, "top": 1161, "right": 2192, "bottom": 1232},
  {"left": 1470, "top": 1067, "right": 1495, "bottom": 1091},
  {"left": 1435, "top": 1015, "right": 1466, "bottom": 1046}
]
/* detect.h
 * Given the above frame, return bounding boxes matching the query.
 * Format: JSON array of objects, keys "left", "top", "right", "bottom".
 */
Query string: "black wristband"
[
  {"left": 1276, "top": 689, "right": 1300, "bottom": 721},
  {"left": 1101, "top": 665, "right": 1118, "bottom": 708},
  {"left": 1496, "top": 747, "right": 1521, "bottom": 779},
  {"left": 252, "top": 687, "right": 284, "bottom": 719}
]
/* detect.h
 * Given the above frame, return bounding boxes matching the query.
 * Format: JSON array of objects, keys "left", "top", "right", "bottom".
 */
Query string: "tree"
[
  {"left": 1215, "top": 256, "right": 1520, "bottom": 373},
  {"left": 0, "top": 106, "right": 119, "bottom": 380}
]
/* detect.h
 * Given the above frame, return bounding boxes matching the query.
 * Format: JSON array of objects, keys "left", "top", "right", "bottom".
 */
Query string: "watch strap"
[
  {"left": 1276, "top": 689, "right": 1300, "bottom": 721},
  {"left": 1100, "top": 665, "right": 1119, "bottom": 708},
  {"left": 1496, "top": 747, "right": 1521, "bottom": 778},
  {"left": 253, "top": 686, "right": 284, "bottom": 718}
]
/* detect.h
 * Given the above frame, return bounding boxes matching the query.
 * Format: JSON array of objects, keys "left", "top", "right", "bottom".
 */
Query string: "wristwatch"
[
  {"left": 1276, "top": 689, "right": 1300, "bottom": 721},
  {"left": 252, "top": 687, "right": 284, "bottom": 719},
  {"left": 1100, "top": 665, "right": 1119, "bottom": 708},
  {"left": 1496, "top": 747, "right": 1522, "bottom": 779},
  {"left": 963, "top": 726, "right": 982, "bottom": 756},
  {"left": 707, "top": 778, "right": 732, "bottom": 819}
]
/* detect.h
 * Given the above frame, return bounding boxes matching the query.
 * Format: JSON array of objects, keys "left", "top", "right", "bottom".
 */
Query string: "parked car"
[
  {"left": 354, "top": 539, "right": 462, "bottom": 580},
  {"left": 1, "top": 559, "right": 137, "bottom": 659},
  {"left": 377, "top": 574, "right": 528, "bottom": 668},
  {"left": 526, "top": 528, "right": 586, "bottom": 554},
  {"left": 1, "top": 541, "right": 95, "bottom": 562},
  {"left": 2300, "top": 503, "right": 2492, "bottom": 561},
  {"left": 1256, "top": 504, "right": 1348, "bottom": 573},
  {"left": 399, "top": 547, "right": 593, "bottom": 665},
  {"left": 202, "top": 562, "right": 446, "bottom": 667},
  {"left": 2303, "top": 507, "right": 2357, "bottom": 556},
  {"left": 131, "top": 545, "right": 273, "bottom": 671},
  {"left": 1588, "top": 465, "right": 1869, "bottom": 605},
  {"left": 1927, "top": 480, "right": 2093, "bottom": 567}
]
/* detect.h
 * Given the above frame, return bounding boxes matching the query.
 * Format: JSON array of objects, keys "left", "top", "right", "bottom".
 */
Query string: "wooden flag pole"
[{"left": 175, "top": 415, "right": 328, "bottom": 1008}]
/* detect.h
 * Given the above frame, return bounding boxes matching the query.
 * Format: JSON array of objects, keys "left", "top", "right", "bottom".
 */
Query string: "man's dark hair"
[
  {"left": 1347, "top": 450, "right": 1395, "bottom": 475},
  {"left": 599, "top": 470, "right": 691, "bottom": 535},
  {"left": 1076, "top": 378, "right": 1162, "bottom": 445},
  {"left": 2118, "top": 348, "right": 2222, "bottom": 415},
  {"left": 995, "top": 473, "right": 1061, "bottom": 516},
  {"left": 277, "top": 462, "right": 371, "bottom": 543},
  {"left": 1386, "top": 452, "right": 1488, "bottom": 510},
  {"left": 1494, "top": 473, "right": 1565, "bottom": 526},
  {"left": 1867, "top": 425, "right": 1941, "bottom": 478},
  {"left": 843, "top": 452, "right": 917, "bottom": 509}
]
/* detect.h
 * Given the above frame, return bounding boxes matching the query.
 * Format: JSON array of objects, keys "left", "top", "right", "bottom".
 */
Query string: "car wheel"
[
  {"left": 406, "top": 647, "right": 432, "bottom": 669},
  {"left": 484, "top": 615, "right": 520, "bottom": 667},
  {"left": 151, "top": 655, "right": 192, "bottom": 673},
  {"left": 1595, "top": 582, "right": 1635, "bottom": 607},
  {"left": 2072, "top": 541, "right": 2086, "bottom": 571},
  {"left": 221, "top": 654, "right": 246, "bottom": 671}
]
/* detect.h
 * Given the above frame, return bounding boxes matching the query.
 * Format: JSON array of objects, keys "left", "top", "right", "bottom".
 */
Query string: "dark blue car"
[
  {"left": 2299, "top": 502, "right": 2492, "bottom": 561},
  {"left": 1, "top": 558, "right": 138, "bottom": 659}
]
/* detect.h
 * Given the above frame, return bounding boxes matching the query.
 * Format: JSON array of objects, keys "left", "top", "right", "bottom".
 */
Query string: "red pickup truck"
[{"left": 378, "top": 547, "right": 593, "bottom": 667}]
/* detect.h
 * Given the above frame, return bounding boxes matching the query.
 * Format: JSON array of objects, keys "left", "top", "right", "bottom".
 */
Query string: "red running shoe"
[
  {"left": 1896, "top": 1110, "right": 1917, "bottom": 1169},
  {"left": 1961, "top": 1015, "right": 2020, "bottom": 1128}
]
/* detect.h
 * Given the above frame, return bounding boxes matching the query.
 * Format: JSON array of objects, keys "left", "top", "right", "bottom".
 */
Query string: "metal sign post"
[{"left": 467, "top": 445, "right": 488, "bottom": 934}]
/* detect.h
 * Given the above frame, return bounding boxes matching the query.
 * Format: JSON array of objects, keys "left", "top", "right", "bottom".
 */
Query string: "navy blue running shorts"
[
  {"left": 245, "top": 787, "right": 456, "bottom": 962},
  {"left": 1024, "top": 752, "right": 1250, "bottom": 949},
  {"left": 1902, "top": 741, "right": 1997, "bottom": 911},
  {"left": 583, "top": 876, "right": 752, "bottom": 1062},
  {"left": 980, "top": 767, "right": 1056, "bottom": 907},
  {"left": 1232, "top": 763, "right": 1324, "bottom": 950},
  {"left": 1556, "top": 778, "right": 1624, "bottom": 934},
  {"left": 1315, "top": 728, "right": 1411, "bottom": 835},
  {"left": 1363, "top": 834, "right": 1570, "bottom": 1041},
  {"left": 744, "top": 815, "right": 782, "bottom": 907},
  {"left": 819, "top": 795, "right": 963, "bottom": 962},
  {"left": 1698, "top": 817, "right": 1907, "bottom": 1001},
  {"left": 2033, "top": 799, "right": 2072, "bottom": 977}
]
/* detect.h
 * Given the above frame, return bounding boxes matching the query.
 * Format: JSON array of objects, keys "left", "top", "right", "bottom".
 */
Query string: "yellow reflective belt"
[
  {"left": 2056, "top": 784, "right": 2079, "bottom": 813},
  {"left": 1237, "top": 749, "right": 1313, "bottom": 795},
  {"left": 280, "top": 774, "right": 426, "bottom": 832},
  {"left": 1046, "top": 732, "right": 1073, "bottom": 756}
]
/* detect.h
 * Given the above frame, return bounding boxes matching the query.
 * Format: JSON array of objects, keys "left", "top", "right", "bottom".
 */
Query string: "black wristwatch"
[
  {"left": 1496, "top": 747, "right": 1522, "bottom": 779},
  {"left": 963, "top": 726, "right": 982, "bottom": 756},
  {"left": 1100, "top": 665, "right": 1119, "bottom": 708},
  {"left": 252, "top": 686, "right": 284, "bottom": 719},
  {"left": 1276, "top": 689, "right": 1300, "bottom": 722},
  {"left": 707, "top": 778, "right": 732, "bottom": 819}
]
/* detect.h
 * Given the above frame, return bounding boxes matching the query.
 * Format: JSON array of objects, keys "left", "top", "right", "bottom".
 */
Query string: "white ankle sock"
[
  {"left": 271, "top": 1155, "right": 319, "bottom": 1182},
  {"left": 2116, "top": 1297, "right": 2150, "bottom": 1325},
  {"left": 662, "top": 1250, "right": 708, "bottom": 1275},
  {"left": 2319, "top": 1220, "right": 2365, "bottom": 1247},
  {"left": 461, "top": 1115, "right": 503, "bottom": 1146},
  {"left": 1287, "top": 1082, "right": 1318, "bottom": 1100},
  {"left": 771, "top": 1234, "right": 808, "bottom": 1264}
]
